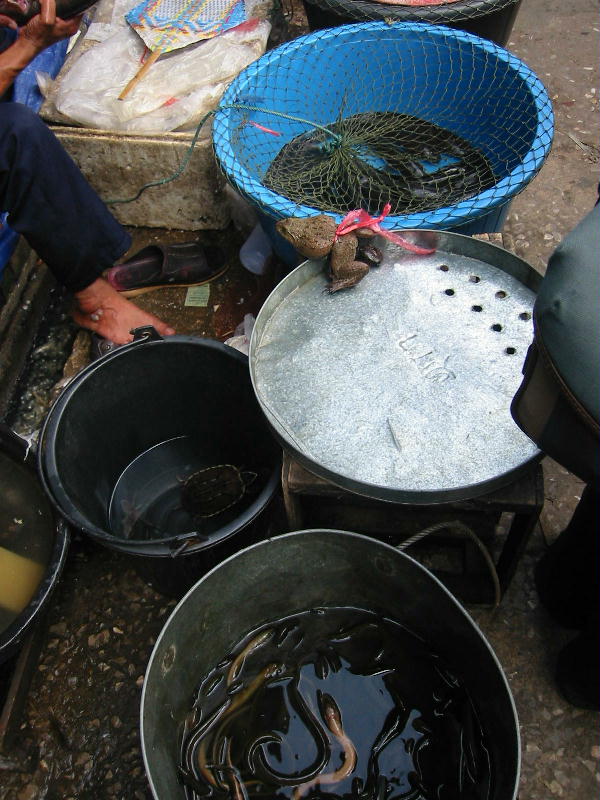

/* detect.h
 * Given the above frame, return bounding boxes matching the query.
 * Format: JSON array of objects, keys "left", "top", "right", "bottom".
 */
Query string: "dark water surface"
[
  {"left": 178, "top": 606, "right": 492, "bottom": 799},
  {"left": 264, "top": 112, "right": 497, "bottom": 217}
]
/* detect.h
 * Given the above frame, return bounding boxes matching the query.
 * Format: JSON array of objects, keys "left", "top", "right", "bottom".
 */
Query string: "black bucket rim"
[
  {"left": 301, "top": 0, "right": 521, "bottom": 24},
  {"left": 140, "top": 527, "right": 521, "bottom": 800},
  {"left": 37, "top": 334, "right": 281, "bottom": 557},
  {"left": 0, "top": 424, "right": 70, "bottom": 663}
]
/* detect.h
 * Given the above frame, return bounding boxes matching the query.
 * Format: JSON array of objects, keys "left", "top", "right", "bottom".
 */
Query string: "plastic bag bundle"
[{"left": 45, "top": 18, "right": 270, "bottom": 132}]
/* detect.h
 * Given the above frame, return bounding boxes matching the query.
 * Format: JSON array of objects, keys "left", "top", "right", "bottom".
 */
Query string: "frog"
[{"left": 275, "top": 215, "right": 382, "bottom": 293}]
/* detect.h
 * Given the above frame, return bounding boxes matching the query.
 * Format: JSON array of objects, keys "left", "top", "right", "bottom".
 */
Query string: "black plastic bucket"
[
  {"left": 301, "top": 0, "right": 522, "bottom": 46},
  {"left": 0, "top": 424, "right": 69, "bottom": 664},
  {"left": 37, "top": 329, "right": 281, "bottom": 597},
  {"left": 141, "top": 529, "right": 520, "bottom": 799}
]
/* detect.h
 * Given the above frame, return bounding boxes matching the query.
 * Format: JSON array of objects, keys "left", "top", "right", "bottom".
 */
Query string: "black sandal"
[{"left": 104, "top": 242, "right": 228, "bottom": 297}]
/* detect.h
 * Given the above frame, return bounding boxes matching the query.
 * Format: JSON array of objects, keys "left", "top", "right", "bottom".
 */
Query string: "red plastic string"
[
  {"left": 229, "top": 17, "right": 260, "bottom": 33},
  {"left": 248, "top": 121, "right": 281, "bottom": 137},
  {"left": 335, "top": 203, "right": 435, "bottom": 255}
]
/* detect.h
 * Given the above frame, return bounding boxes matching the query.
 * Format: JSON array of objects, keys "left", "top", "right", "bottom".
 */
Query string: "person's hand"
[
  {"left": 1, "top": 0, "right": 27, "bottom": 28},
  {"left": 18, "top": 0, "right": 81, "bottom": 52},
  {"left": 73, "top": 277, "right": 176, "bottom": 345}
]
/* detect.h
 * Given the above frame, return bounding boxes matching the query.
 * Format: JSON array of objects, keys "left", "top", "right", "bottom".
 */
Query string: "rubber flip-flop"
[{"left": 104, "top": 241, "right": 228, "bottom": 297}]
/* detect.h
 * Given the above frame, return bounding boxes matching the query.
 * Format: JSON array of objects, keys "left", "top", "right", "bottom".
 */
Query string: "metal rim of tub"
[
  {"left": 248, "top": 229, "right": 543, "bottom": 505},
  {"left": 213, "top": 20, "right": 554, "bottom": 230},
  {"left": 0, "top": 425, "right": 70, "bottom": 662},
  {"left": 140, "top": 528, "right": 521, "bottom": 800}
]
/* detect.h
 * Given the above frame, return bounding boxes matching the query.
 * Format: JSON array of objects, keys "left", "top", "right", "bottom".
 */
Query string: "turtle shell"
[{"left": 180, "top": 464, "right": 247, "bottom": 518}]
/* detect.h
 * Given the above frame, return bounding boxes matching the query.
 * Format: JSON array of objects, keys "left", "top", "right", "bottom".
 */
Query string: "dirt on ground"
[{"left": 0, "top": 0, "right": 599, "bottom": 797}]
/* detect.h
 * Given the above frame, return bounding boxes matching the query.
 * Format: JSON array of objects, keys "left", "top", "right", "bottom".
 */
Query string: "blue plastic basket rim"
[{"left": 213, "top": 21, "right": 554, "bottom": 228}]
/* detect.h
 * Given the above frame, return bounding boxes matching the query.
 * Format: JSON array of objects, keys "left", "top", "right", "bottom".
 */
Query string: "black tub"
[
  {"left": 141, "top": 530, "right": 520, "bottom": 799},
  {"left": 0, "top": 424, "right": 69, "bottom": 663},
  {"left": 37, "top": 329, "right": 281, "bottom": 597},
  {"left": 301, "top": 0, "right": 522, "bottom": 47}
]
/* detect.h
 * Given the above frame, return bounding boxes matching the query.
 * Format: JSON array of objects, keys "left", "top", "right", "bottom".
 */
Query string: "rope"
[
  {"left": 397, "top": 520, "right": 502, "bottom": 609},
  {"left": 104, "top": 103, "right": 343, "bottom": 206}
]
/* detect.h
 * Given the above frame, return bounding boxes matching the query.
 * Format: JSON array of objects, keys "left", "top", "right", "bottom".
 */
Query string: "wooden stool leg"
[{"left": 281, "top": 457, "right": 304, "bottom": 531}]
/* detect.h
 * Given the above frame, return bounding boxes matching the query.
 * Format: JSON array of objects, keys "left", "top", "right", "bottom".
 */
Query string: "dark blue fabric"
[
  {"left": 1, "top": 27, "right": 18, "bottom": 102},
  {"left": 1, "top": 29, "right": 20, "bottom": 275},
  {"left": 0, "top": 103, "right": 131, "bottom": 292},
  {"left": 0, "top": 28, "right": 17, "bottom": 51}
]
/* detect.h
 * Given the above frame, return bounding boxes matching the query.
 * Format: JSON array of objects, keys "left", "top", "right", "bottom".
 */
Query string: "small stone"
[
  {"left": 18, "top": 785, "right": 39, "bottom": 800},
  {"left": 135, "top": 675, "right": 144, "bottom": 688},
  {"left": 49, "top": 622, "right": 68, "bottom": 637},
  {"left": 591, "top": 745, "right": 600, "bottom": 759},
  {"left": 555, "top": 770, "right": 569, "bottom": 787},
  {"left": 87, "top": 629, "right": 110, "bottom": 649},
  {"left": 111, "top": 716, "right": 122, "bottom": 729}
]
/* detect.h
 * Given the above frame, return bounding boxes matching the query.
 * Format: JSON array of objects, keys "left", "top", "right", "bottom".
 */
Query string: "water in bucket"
[
  {"left": 107, "top": 435, "right": 262, "bottom": 543},
  {"left": 178, "top": 605, "right": 492, "bottom": 799},
  {"left": 0, "top": 452, "right": 52, "bottom": 634}
]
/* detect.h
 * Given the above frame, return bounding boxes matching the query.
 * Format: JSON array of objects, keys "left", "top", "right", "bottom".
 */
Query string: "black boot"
[
  {"left": 555, "top": 619, "right": 600, "bottom": 712},
  {"left": 535, "top": 486, "right": 599, "bottom": 629}
]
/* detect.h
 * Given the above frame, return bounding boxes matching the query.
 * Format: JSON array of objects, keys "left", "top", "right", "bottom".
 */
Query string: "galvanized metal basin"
[{"left": 250, "top": 230, "right": 541, "bottom": 504}]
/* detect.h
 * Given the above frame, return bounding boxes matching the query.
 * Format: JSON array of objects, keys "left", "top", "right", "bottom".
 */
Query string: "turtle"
[{"left": 180, "top": 464, "right": 257, "bottom": 519}]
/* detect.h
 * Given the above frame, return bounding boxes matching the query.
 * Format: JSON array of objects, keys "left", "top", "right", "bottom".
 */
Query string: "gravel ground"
[{"left": 1, "top": 0, "right": 598, "bottom": 796}]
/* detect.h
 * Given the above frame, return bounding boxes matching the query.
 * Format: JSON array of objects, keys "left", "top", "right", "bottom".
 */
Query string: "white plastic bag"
[
  {"left": 48, "top": 19, "right": 270, "bottom": 132},
  {"left": 224, "top": 314, "right": 255, "bottom": 355}
]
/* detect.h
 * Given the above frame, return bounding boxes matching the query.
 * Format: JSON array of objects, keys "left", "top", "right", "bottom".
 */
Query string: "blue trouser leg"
[{"left": 0, "top": 103, "right": 131, "bottom": 293}]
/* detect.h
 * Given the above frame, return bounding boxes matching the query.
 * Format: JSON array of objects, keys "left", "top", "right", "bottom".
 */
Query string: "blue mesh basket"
[{"left": 213, "top": 21, "right": 553, "bottom": 260}]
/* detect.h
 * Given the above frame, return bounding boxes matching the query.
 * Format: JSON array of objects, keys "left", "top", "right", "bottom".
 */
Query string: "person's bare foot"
[{"left": 72, "top": 277, "right": 175, "bottom": 344}]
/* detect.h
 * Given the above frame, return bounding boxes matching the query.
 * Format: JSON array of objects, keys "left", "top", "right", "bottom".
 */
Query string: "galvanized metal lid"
[{"left": 250, "top": 230, "right": 541, "bottom": 503}]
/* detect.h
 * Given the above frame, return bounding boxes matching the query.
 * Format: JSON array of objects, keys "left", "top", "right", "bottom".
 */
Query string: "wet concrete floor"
[{"left": 1, "top": 0, "right": 599, "bottom": 796}]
